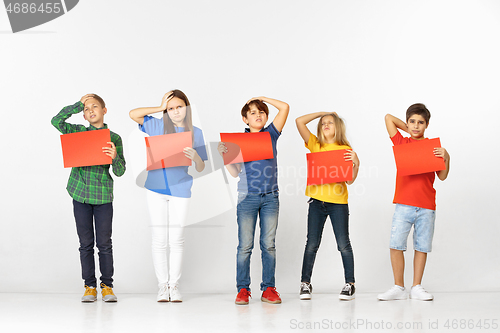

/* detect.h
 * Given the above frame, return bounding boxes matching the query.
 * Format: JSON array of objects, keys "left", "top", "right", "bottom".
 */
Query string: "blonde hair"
[{"left": 316, "top": 113, "right": 351, "bottom": 148}]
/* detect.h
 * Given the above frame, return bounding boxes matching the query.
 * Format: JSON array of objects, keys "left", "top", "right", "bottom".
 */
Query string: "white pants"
[{"left": 146, "top": 190, "right": 189, "bottom": 287}]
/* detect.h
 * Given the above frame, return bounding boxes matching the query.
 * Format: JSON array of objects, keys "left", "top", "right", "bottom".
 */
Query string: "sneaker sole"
[
  {"left": 410, "top": 296, "right": 433, "bottom": 301},
  {"left": 339, "top": 295, "right": 355, "bottom": 301},
  {"left": 81, "top": 298, "right": 97, "bottom": 302},
  {"left": 157, "top": 299, "right": 170, "bottom": 302},
  {"left": 299, "top": 294, "right": 311, "bottom": 300},
  {"left": 377, "top": 296, "right": 408, "bottom": 301},
  {"left": 102, "top": 297, "right": 117, "bottom": 302},
  {"left": 261, "top": 297, "right": 281, "bottom": 304},
  {"left": 235, "top": 301, "right": 249, "bottom": 305},
  {"left": 170, "top": 300, "right": 182, "bottom": 303}
]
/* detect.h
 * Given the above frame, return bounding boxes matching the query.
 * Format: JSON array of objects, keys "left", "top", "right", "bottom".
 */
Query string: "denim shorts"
[{"left": 390, "top": 204, "right": 436, "bottom": 253}]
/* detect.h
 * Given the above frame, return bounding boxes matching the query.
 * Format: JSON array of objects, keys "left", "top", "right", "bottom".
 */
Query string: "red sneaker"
[
  {"left": 235, "top": 288, "right": 251, "bottom": 305},
  {"left": 261, "top": 287, "right": 282, "bottom": 304}
]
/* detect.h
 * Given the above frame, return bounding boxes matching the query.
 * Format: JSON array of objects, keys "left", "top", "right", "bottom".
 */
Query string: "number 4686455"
[{"left": 6, "top": 3, "right": 62, "bottom": 14}]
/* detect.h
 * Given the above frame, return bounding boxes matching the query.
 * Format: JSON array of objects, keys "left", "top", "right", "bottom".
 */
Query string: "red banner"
[
  {"left": 60, "top": 129, "right": 112, "bottom": 168},
  {"left": 220, "top": 132, "right": 273, "bottom": 165},
  {"left": 145, "top": 131, "right": 192, "bottom": 170},
  {"left": 393, "top": 138, "right": 446, "bottom": 176},
  {"left": 307, "top": 149, "right": 353, "bottom": 185}
]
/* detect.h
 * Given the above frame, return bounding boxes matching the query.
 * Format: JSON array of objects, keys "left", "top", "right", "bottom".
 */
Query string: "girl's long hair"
[
  {"left": 316, "top": 113, "right": 351, "bottom": 148},
  {"left": 163, "top": 89, "right": 194, "bottom": 140}
]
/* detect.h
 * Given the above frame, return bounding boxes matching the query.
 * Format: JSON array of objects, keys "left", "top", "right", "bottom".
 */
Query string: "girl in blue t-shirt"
[{"left": 129, "top": 90, "right": 208, "bottom": 302}]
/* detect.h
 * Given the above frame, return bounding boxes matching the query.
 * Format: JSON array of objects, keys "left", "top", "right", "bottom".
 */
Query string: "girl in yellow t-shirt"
[{"left": 295, "top": 112, "right": 360, "bottom": 301}]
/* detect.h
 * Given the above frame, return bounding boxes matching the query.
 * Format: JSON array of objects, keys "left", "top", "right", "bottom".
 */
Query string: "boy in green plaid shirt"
[{"left": 52, "top": 94, "right": 125, "bottom": 302}]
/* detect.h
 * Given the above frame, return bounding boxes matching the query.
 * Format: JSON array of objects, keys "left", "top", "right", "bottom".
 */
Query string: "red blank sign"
[
  {"left": 145, "top": 131, "right": 192, "bottom": 170},
  {"left": 220, "top": 132, "right": 273, "bottom": 165},
  {"left": 60, "top": 129, "right": 112, "bottom": 168},
  {"left": 307, "top": 149, "right": 353, "bottom": 186},
  {"left": 393, "top": 137, "right": 446, "bottom": 176}
]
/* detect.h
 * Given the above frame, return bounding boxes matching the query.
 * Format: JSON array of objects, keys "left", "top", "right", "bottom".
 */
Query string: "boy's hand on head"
[
  {"left": 217, "top": 142, "right": 227, "bottom": 157},
  {"left": 433, "top": 147, "right": 449, "bottom": 163},
  {"left": 246, "top": 97, "right": 262, "bottom": 105},
  {"left": 80, "top": 94, "right": 94, "bottom": 105},
  {"left": 160, "top": 91, "right": 175, "bottom": 110},
  {"left": 103, "top": 142, "right": 117, "bottom": 160}
]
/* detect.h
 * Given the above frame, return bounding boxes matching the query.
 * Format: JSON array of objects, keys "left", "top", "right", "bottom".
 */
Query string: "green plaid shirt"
[{"left": 52, "top": 101, "right": 126, "bottom": 204}]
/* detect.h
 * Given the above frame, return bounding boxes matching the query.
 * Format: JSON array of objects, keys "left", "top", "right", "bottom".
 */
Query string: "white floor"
[{"left": 0, "top": 292, "right": 498, "bottom": 333}]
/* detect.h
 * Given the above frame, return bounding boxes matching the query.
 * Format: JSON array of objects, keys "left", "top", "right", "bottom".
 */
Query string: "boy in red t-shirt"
[{"left": 378, "top": 104, "right": 450, "bottom": 301}]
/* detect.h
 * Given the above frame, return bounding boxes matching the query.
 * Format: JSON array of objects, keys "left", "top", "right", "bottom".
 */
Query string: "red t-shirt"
[{"left": 391, "top": 131, "right": 436, "bottom": 210}]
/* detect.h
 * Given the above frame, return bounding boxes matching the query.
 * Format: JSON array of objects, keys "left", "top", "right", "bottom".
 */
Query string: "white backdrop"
[{"left": 1, "top": 0, "right": 499, "bottom": 294}]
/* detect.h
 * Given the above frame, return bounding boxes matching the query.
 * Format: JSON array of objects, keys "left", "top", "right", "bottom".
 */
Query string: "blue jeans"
[
  {"left": 301, "top": 198, "right": 354, "bottom": 284},
  {"left": 73, "top": 200, "right": 114, "bottom": 288},
  {"left": 390, "top": 204, "right": 436, "bottom": 253},
  {"left": 236, "top": 191, "right": 279, "bottom": 292}
]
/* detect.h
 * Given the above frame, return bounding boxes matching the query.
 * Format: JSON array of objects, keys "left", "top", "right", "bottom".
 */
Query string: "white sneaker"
[
  {"left": 169, "top": 285, "right": 182, "bottom": 303},
  {"left": 377, "top": 285, "right": 408, "bottom": 301},
  {"left": 410, "top": 285, "right": 433, "bottom": 301},
  {"left": 157, "top": 285, "right": 169, "bottom": 302}
]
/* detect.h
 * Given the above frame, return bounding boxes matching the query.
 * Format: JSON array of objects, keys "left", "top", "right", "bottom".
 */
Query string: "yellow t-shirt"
[{"left": 305, "top": 134, "right": 351, "bottom": 204}]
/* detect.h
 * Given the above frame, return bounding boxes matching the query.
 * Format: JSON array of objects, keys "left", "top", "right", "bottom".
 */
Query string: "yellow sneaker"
[
  {"left": 82, "top": 285, "right": 97, "bottom": 302},
  {"left": 100, "top": 283, "right": 117, "bottom": 302}
]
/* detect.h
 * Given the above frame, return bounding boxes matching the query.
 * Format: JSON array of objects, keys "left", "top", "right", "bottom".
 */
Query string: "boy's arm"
[
  {"left": 217, "top": 142, "right": 241, "bottom": 178},
  {"left": 51, "top": 102, "right": 85, "bottom": 134},
  {"left": 248, "top": 96, "right": 289, "bottom": 133},
  {"left": 129, "top": 92, "right": 173, "bottom": 125},
  {"left": 51, "top": 94, "right": 94, "bottom": 133},
  {"left": 385, "top": 114, "right": 408, "bottom": 138},
  {"left": 225, "top": 163, "right": 241, "bottom": 178},
  {"left": 434, "top": 147, "right": 450, "bottom": 181},
  {"left": 295, "top": 112, "right": 328, "bottom": 143},
  {"left": 110, "top": 135, "right": 126, "bottom": 177}
]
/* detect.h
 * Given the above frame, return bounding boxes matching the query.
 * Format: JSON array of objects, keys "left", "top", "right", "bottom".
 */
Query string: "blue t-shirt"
[
  {"left": 139, "top": 115, "right": 208, "bottom": 198},
  {"left": 237, "top": 122, "right": 281, "bottom": 194}
]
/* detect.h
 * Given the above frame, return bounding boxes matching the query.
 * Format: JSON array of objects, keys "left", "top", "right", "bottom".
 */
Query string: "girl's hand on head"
[
  {"left": 217, "top": 142, "right": 228, "bottom": 157},
  {"left": 184, "top": 147, "right": 199, "bottom": 161},
  {"left": 160, "top": 91, "right": 175, "bottom": 110},
  {"left": 344, "top": 150, "right": 359, "bottom": 166},
  {"left": 103, "top": 142, "right": 117, "bottom": 160},
  {"left": 80, "top": 94, "right": 94, "bottom": 105},
  {"left": 433, "top": 147, "right": 449, "bottom": 163}
]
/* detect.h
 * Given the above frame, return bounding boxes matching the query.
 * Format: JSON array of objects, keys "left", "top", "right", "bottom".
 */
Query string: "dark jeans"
[
  {"left": 73, "top": 200, "right": 114, "bottom": 288},
  {"left": 301, "top": 198, "right": 354, "bottom": 284}
]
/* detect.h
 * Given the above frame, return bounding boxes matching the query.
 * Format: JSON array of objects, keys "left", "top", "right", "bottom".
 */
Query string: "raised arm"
[
  {"left": 51, "top": 94, "right": 94, "bottom": 134},
  {"left": 247, "top": 96, "right": 289, "bottom": 133},
  {"left": 295, "top": 112, "right": 328, "bottom": 143},
  {"left": 385, "top": 114, "right": 409, "bottom": 138},
  {"left": 129, "top": 92, "right": 173, "bottom": 125}
]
